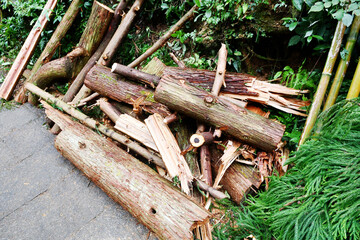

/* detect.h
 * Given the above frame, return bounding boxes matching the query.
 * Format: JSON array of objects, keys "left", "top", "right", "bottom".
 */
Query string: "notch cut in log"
[
  {"left": 145, "top": 113, "right": 193, "bottom": 194},
  {"left": 84, "top": 64, "right": 171, "bottom": 117},
  {"left": 45, "top": 104, "right": 210, "bottom": 240},
  {"left": 155, "top": 74, "right": 285, "bottom": 151},
  {"left": 0, "top": 0, "right": 58, "bottom": 100}
]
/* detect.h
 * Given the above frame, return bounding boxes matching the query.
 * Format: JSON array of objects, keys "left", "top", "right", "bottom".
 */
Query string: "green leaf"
[
  {"left": 293, "top": 0, "right": 304, "bottom": 10},
  {"left": 234, "top": 50, "right": 242, "bottom": 56},
  {"left": 242, "top": 3, "right": 248, "bottom": 14},
  {"left": 289, "top": 35, "right": 301, "bottom": 46},
  {"left": 160, "top": 3, "right": 169, "bottom": 9},
  {"left": 205, "top": 9, "right": 211, "bottom": 18},
  {"left": 324, "top": 1, "right": 332, "bottom": 8},
  {"left": 342, "top": 13, "right": 353, "bottom": 27},
  {"left": 332, "top": 9, "right": 344, "bottom": 20},
  {"left": 348, "top": 3, "right": 359, "bottom": 11},
  {"left": 289, "top": 22, "right": 298, "bottom": 31},
  {"left": 304, "top": 30, "right": 313, "bottom": 38},
  {"left": 309, "top": 2, "right": 324, "bottom": 12},
  {"left": 332, "top": 0, "right": 339, "bottom": 5},
  {"left": 354, "top": 9, "right": 360, "bottom": 16},
  {"left": 274, "top": 71, "right": 283, "bottom": 79},
  {"left": 194, "top": 0, "right": 201, "bottom": 7}
]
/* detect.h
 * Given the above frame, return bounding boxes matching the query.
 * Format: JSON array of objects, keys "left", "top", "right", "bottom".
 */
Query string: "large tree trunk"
[
  {"left": 155, "top": 74, "right": 285, "bottom": 151},
  {"left": 45, "top": 104, "right": 210, "bottom": 240},
  {"left": 84, "top": 65, "right": 171, "bottom": 117}
]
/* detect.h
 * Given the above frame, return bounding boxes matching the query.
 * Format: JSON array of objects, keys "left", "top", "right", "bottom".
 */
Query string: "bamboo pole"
[
  {"left": 0, "top": 0, "right": 58, "bottom": 100},
  {"left": 128, "top": 5, "right": 198, "bottom": 68},
  {"left": 299, "top": 21, "right": 346, "bottom": 146},
  {"left": 24, "top": 83, "right": 163, "bottom": 167},
  {"left": 346, "top": 59, "right": 360, "bottom": 99},
  {"left": 323, "top": 16, "right": 360, "bottom": 110}
]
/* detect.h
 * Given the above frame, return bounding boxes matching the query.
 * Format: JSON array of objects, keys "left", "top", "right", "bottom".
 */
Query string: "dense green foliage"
[{"left": 214, "top": 98, "right": 360, "bottom": 240}]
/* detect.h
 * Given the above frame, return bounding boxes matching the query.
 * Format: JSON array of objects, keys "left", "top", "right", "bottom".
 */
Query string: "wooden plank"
[{"left": 0, "top": 0, "right": 58, "bottom": 100}]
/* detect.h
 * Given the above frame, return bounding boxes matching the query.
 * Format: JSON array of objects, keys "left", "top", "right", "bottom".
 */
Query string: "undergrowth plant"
[{"left": 213, "top": 98, "right": 360, "bottom": 240}]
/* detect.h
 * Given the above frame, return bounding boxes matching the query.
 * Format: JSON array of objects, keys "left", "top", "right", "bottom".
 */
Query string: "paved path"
[{"left": 0, "top": 103, "right": 155, "bottom": 240}]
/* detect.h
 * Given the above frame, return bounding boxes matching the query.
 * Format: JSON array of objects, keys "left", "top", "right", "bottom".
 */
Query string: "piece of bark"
[
  {"left": 14, "top": 0, "right": 84, "bottom": 103},
  {"left": 145, "top": 113, "right": 193, "bottom": 194},
  {"left": 163, "top": 66, "right": 256, "bottom": 95},
  {"left": 98, "top": 97, "right": 122, "bottom": 123},
  {"left": 212, "top": 43, "right": 228, "bottom": 96},
  {"left": 29, "top": 0, "right": 114, "bottom": 104},
  {"left": 155, "top": 74, "right": 285, "bottom": 151},
  {"left": 25, "top": 83, "right": 163, "bottom": 167},
  {"left": 112, "top": 63, "right": 160, "bottom": 87},
  {"left": 0, "top": 0, "right": 58, "bottom": 100},
  {"left": 128, "top": 5, "right": 198, "bottom": 68},
  {"left": 84, "top": 65, "right": 171, "bottom": 117},
  {"left": 115, "top": 114, "right": 158, "bottom": 152},
  {"left": 99, "top": 0, "right": 145, "bottom": 66},
  {"left": 46, "top": 105, "right": 210, "bottom": 240}
]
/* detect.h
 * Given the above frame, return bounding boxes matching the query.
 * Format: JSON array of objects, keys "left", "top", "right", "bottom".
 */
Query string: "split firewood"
[
  {"left": 145, "top": 113, "right": 193, "bottom": 194},
  {"left": 155, "top": 74, "right": 285, "bottom": 151},
  {"left": 84, "top": 65, "right": 171, "bottom": 117},
  {"left": 99, "top": 0, "right": 145, "bottom": 66},
  {"left": 128, "top": 4, "right": 198, "bottom": 68},
  {"left": 213, "top": 141, "right": 242, "bottom": 189},
  {"left": 200, "top": 144, "right": 213, "bottom": 186},
  {"left": 28, "top": 1, "right": 114, "bottom": 105},
  {"left": 25, "top": 83, "right": 163, "bottom": 168},
  {"left": 45, "top": 104, "right": 210, "bottom": 240},
  {"left": 0, "top": 0, "right": 58, "bottom": 100},
  {"left": 14, "top": 0, "right": 84, "bottom": 103},
  {"left": 115, "top": 114, "right": 158, "bottom": 152}
]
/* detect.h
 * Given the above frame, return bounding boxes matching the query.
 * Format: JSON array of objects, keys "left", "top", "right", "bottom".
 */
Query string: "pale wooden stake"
[{"left": 0, "top": 0, "right": 58, "bottom": 100}]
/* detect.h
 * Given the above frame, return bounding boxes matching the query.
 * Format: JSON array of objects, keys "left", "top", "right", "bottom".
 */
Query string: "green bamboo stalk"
[
  {"left": 299, "top": 21, "right": 346, "bottom": 146},
  {"left": 323, "top": 16, "right": 360, "bottom": 110},
  {"left": 346, "top": 58, "right": 360, "bottom": 99}
]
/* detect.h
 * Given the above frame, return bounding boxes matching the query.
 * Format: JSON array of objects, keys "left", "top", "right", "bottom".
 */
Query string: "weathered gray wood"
[{"left": 155, "top": 75, "right": 285, "bottom": 151}]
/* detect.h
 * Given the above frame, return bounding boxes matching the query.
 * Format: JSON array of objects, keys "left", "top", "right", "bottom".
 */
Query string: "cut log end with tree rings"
[{"left": 190, "top": 132, "right": 214, "bottom": 147}]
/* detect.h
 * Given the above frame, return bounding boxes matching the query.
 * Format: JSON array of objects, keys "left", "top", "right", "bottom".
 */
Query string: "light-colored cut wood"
[
  {"left": 115, "top": 114, "right": 158, "bottom": 152},
  {"left": 145, "top": 113, "right": 193, "bottom": 194},
  {"left": 0, "top": 0, "right": 58, "bottom": 100},
  {"left": 45, "top": 104, "right": 210, "bottom": 240}
]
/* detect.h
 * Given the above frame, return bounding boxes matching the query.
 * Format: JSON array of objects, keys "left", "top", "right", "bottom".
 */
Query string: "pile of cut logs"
[{"left": 0, "top": 1, "right": 309, "bottom": 239}]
